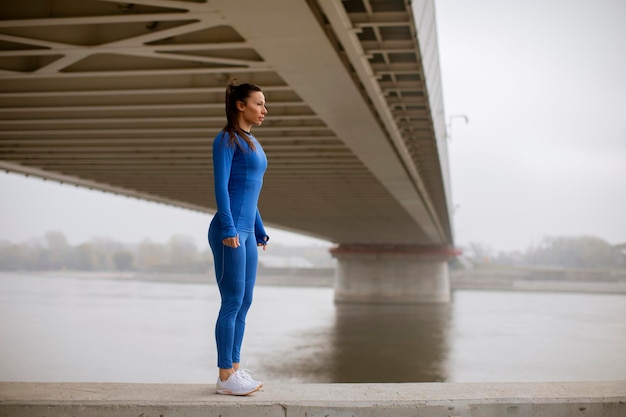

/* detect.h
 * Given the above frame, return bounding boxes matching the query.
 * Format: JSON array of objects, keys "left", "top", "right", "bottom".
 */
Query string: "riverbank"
[
  {"left": 451, "top": 266, "right": 626, "bottom": 294},
  {"left": 0, "top": 269, "right": 334, "bottom": 287},
  {"left": 2, "top": 266, "right": 625, "bottom": 293}
]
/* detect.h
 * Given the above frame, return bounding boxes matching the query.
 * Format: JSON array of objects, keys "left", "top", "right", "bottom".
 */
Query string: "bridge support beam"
[{"left": 331, "top": 245, "right": 459, "bottom": 304}]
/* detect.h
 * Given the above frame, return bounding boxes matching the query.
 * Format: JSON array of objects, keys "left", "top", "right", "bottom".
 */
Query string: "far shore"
[
  {"left": 451, "top": 266, "right": 626, "bottom": 294},
  {"left": 2, "top": 266, "right": 626, "bottom": 294},
  {"left": 0, "top": 270, "right": 334, "bottom": 288}
]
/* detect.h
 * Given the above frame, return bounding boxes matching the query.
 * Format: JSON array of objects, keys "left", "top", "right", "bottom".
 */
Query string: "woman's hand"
[
  {"left": 257, "top": 236, "right": 269, "bottom": 251},
  {"left": 222, "top": 235, "right": 240, "bottom": 248}
]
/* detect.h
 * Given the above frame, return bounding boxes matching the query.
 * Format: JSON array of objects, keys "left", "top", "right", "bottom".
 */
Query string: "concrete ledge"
[{"left": 1, "top": 381, "right": 624, "bottom": 417}]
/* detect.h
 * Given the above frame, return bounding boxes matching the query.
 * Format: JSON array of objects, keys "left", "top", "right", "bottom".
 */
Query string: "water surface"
[{"left": 1, "top": 273, "right": 624, "bottom": 383}]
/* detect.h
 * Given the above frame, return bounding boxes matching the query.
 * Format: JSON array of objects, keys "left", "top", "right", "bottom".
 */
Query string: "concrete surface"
[{"left": 1, "top": 381, "right": 625, "bottom": 417}]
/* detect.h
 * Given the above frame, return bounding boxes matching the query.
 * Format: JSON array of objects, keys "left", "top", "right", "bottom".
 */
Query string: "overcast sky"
[
  {"left": 1, "top": 0, "right": 625, "bottom": 252},
  {"left": 436, "top": 0, "right": 626, "bottom": 251}
]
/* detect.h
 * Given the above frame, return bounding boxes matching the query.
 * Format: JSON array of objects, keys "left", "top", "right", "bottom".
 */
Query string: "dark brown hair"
[{"left": 223, "top": 79, "right": 262, "bottom": 151}]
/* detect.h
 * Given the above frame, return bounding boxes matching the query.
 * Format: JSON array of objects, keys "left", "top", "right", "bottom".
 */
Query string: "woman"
[{"left": 208, "top": 80, "right": 269, "bottom": 396}]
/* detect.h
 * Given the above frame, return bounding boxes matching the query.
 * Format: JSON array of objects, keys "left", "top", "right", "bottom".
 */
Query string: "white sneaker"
[
  {"left": 236, "top": 368, "right": 263, "bottom": 388},
  {"left": 216, "top": 371, "right": 261, "bottom": 396}
]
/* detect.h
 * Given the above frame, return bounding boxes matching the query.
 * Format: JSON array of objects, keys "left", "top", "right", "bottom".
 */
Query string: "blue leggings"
[{"left": 208, "top": 225, "right": 258, "bottom": 369}]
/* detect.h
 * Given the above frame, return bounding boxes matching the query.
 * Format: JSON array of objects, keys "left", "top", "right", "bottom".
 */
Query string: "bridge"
[{"left": 0, "top": 0, "right": 455, "bottom": 303}]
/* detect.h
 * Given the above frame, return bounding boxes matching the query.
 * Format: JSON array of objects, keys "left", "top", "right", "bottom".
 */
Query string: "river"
[{"left": 1, "top": 273, "right": 624, "bottom": 383}]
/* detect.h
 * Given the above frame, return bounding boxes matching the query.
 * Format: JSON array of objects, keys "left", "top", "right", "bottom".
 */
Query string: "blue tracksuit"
[{"left": 208, "top": 130, "right": 268, "bottom": 369}]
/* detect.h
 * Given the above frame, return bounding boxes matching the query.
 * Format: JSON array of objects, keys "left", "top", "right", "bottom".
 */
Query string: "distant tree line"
[
  {"left": 0, "top": 231, "right": 212, "bottom": 273},
  {"left": 0, "top": 231, "right": 336, "bottom": 272},
  {"left": 6, "top": 232, "right": 619, "bottom": 272},
  {"left": 460, "top": 235, "right": 624, "bottom": 269}
]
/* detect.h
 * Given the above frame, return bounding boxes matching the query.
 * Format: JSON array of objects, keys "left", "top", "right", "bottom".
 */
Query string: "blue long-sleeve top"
[{"left": 212, "top": 131, "right": 269, "bottom": 244}]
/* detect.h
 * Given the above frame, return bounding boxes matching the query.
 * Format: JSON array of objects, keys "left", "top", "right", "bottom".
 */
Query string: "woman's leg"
[
  {"left": 231, "top": 232, "right": 258, "bottom": 365},
  {"left": 209, "top": 225, "right": 247, "bottom": 372}
]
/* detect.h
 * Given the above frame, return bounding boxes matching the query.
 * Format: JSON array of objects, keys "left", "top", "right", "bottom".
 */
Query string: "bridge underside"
[{"left": 0, "top": 0, "right": 452, "bottom": 249}]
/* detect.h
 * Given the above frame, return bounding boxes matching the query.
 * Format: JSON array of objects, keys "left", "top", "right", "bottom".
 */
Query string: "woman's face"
[{"left": 237, "top": 91, "right": 267, "bottom": 129}]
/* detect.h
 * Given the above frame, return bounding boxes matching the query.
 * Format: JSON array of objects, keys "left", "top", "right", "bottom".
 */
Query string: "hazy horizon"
[{"left": 2, "top": 0, "right": 625, "bottom": 253}]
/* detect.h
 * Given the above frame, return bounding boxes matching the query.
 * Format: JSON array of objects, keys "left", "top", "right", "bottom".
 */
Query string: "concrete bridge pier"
[{"left": 331, "top": 245, "right": 458, "bottom": 304}]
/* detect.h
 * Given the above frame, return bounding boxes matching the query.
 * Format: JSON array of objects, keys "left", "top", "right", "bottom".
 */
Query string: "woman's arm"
[{"left": 213, "top": 133, "right": 238, "bottom": 241}]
